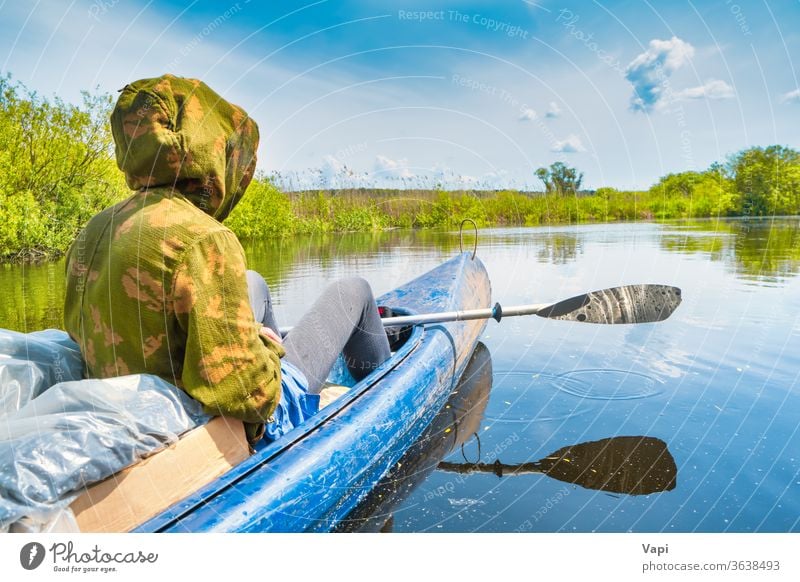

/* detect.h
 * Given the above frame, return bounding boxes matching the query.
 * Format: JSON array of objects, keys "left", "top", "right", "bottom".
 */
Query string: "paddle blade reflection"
[
  {"left": 537, "top": 436, "right": 677, "bottom": 495},
  {"left": 438, "top": 435, "right": 677, "bottom": 496}
]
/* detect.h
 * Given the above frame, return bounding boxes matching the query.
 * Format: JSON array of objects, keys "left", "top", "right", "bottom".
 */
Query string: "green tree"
[
  {"left": 535, "top": 162, "right": 583, "bottom": 195},
  {"left": 729, "top": 146, "right": 800, "bottom": 216},
  {"left": 651, "top": 171, "right": 703, "bottom": 198},
  {"left": 649, "top": 169, "right": 736, "bottom": 217}
]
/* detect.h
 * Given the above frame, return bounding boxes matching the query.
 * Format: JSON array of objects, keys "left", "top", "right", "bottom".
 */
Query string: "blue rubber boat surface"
[{"left": 134, "top": 251, "right": 491, "bottom": 532}]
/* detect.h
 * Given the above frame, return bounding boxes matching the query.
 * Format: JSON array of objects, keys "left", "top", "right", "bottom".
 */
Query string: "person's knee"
[
  {"left": 246, "top": 270, "right": 274, "bottom": 326},
  {"left": 246, "top": 270, "right": 269, "bottom": 296},
  {"left": 336, "top": 276, "right": 374, "bottom": 302}
]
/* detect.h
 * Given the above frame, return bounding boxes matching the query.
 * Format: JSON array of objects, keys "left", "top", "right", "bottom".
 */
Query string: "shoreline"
[{"left": 4, "top": 211, "right": 797, "bottom": 265}]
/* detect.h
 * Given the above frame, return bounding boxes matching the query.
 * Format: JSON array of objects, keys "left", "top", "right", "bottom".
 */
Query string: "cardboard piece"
[
  {"left": 319, "top": 384, "right": 349, "bottom": 409},
  {"left": 70, "top": 416, "right": 249, "bottom": 532}
]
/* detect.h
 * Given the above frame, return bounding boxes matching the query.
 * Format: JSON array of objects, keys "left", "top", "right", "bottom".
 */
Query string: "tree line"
[
  {"left": 1, "top": 76, "right": 799, "bottom": 262},
  {"left": 535, "top": 148, "right": 800, "bottom": 219}
]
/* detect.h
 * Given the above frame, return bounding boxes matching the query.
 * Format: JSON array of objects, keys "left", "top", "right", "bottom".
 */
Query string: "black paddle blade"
[
  {"left": 537, "top": 285, "right": 682, "bottom": 324},
  {"left": 536, "top": 436, "right": 677, "bottom": 495}
]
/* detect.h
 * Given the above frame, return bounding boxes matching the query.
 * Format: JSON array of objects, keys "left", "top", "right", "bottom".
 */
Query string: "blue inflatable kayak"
[{"left": 134, "top": 251, "right": 490, "bottom": 532}]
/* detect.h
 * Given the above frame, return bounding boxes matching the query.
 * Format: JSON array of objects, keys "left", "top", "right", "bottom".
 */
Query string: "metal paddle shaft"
[{"left": 381, "top": 284, "right": 682, "bottom": 327}]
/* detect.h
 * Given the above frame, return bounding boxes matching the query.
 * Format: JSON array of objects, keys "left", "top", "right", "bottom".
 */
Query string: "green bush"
[
  {"left": 226, "top": 178, "right": 297, "bottom": 238},
  {"left": 0, "top": 75, "right": 127, "bottom": 260},
  {"left": 0, "top": 191, "right": 46, "bottom": 259}
]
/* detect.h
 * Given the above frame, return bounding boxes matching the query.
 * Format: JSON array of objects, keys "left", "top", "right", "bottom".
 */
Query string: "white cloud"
[
  {"left": 520, "top": 102, "right": 559, "bottom": 122},
  {"left": 780, "top": 88, "right": 800, "bottom": 104},
  {"left": 551, "top": 134, "right": 586, "bottom": 153},
  {"left": 428, "top": 165, "right": 514, "bottom": 189},
  {"left": 478, "top": 170, "right": 512, "bottom": 189},
  {"left": 273, "top": 159, "right": 517, "bottom": 191},
  {"left": 374, "top": 155, "right": 415, "bottom": 179},
  {"left": 319, "top": 155, "right": 347, "bottom": 186},
  {"left": 625, "top": 36, "right": 695, "bottom": 112},
  {"left": 273, "top": 154, "right": 371, "bottom": 190},
  {"left": 448, "top": 169, "right": 511, "bottom": 189},
  {"left": 674, "top": 79, "right": 735, "bottom": 101},
  {"left": 545, "top": 101, "right": 561, "bottom": 118}
]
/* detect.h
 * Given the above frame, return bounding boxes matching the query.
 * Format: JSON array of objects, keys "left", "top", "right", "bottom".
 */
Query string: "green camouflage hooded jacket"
[{"left": 64, "top": 74, "right": 282, "bottom": 431}]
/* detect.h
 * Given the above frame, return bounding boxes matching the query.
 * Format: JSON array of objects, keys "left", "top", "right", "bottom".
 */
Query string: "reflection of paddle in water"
[
  {"left": 339, "top": 344, "right": 678, "bottom": 531},
  {"left": 438, "top": 436, "right": 677, "bottom": 496}
]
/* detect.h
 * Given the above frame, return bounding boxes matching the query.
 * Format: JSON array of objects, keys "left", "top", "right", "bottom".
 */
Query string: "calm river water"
[{"left": 1, "top": 218, "right": 799, "bottom": 532}]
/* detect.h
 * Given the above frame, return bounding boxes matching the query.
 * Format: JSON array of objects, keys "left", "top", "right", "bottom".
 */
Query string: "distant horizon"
[
  {"left": 2, "top": 1, "right": 798, "bottom": 191},
  {"left": 261, "top": 142, "right": 792, "bottom": 193}
]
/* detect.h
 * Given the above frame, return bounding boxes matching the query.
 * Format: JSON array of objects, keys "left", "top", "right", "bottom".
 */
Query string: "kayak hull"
[{"left": 136, "top": 252, "right": 491, "bottom": 532}]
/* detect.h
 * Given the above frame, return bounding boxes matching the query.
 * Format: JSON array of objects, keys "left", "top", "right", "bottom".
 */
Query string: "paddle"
[
  {"left": 437, "top": 436, "right": 677, "bottom": 495},
  {"left": 379, "top": 284, "right": 682, "bottom": 328}
]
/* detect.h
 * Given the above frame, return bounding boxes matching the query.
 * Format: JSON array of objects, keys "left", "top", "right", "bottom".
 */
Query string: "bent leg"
[
  {"left": 283, "top": 277, "right": 391, "bottom": 394},
  {"left": 246, "top": 270, "right": 280, "bottom": 331}
]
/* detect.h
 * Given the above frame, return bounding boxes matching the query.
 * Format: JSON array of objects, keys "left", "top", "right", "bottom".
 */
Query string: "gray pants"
[{"left": 246, "top": 271, "right": 391, "bottom": 395}]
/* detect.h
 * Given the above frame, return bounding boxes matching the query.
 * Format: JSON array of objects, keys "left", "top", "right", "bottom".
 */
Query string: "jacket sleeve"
[{"left": 171, "top": 229, "right": 283, "bottom": 424}]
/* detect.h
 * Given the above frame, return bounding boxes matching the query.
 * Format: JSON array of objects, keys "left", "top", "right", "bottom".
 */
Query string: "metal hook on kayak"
[{"left": 459, "top": 218, "right": 478, "bottom": 260}]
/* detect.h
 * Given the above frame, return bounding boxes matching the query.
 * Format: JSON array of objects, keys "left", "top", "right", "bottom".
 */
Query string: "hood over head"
[{"left": 110, "top": 74, "right": 259, "bottom": 221}]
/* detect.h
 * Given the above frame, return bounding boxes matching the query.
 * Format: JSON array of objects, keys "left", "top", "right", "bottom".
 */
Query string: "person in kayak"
[{"left": 63, "top": 74, "right": 390, "bottom": 444}]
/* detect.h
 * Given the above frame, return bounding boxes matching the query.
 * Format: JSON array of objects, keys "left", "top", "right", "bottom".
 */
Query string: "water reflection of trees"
[
  {"left": 535, "top": 232, "right": 582, "bottom": 265},
  {"left": 0, "top": 260, "right": 65, "bottom": 332},
  {"left": 5, "top": 219, "right": 795, "bottom": 333},
  {"left": 244, "top": 229, "right": 466, "bottom": 285},
  {"left": 0, "top": 230, "right": 468, "bottom": 332},
  {"left": 659, "top": 218, "right": 800, "bottom": 283}
]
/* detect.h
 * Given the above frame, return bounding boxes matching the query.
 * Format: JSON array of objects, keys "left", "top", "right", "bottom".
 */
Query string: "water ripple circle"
[
  {"left": 553, "top": 368, "right": 664, "bottom": 401},
  {"left": 482, "top": 371, "right": 595, "bottom": 423}
]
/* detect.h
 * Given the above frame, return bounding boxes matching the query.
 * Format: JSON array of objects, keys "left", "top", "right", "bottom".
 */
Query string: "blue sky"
[{"left": 1, "top": 0, "right": 798, "bottom": 190}]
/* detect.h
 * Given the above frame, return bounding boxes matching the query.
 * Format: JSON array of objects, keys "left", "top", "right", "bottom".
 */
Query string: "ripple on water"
[
  {"left": 482, "top": 371, "right": 596, "bottom": 424},
  {"left": 553, "top": 368, "right": 664, "bottom": 401}
]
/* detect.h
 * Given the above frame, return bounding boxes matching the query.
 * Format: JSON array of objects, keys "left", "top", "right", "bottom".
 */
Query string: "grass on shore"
[{"left": 223, "top": 181, "right": 736, "bottom": 239}]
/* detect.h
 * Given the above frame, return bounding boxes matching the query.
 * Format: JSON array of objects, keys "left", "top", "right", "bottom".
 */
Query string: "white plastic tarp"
[{"left": 0, "top": 329, "right": 208, "bottom": 532}]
